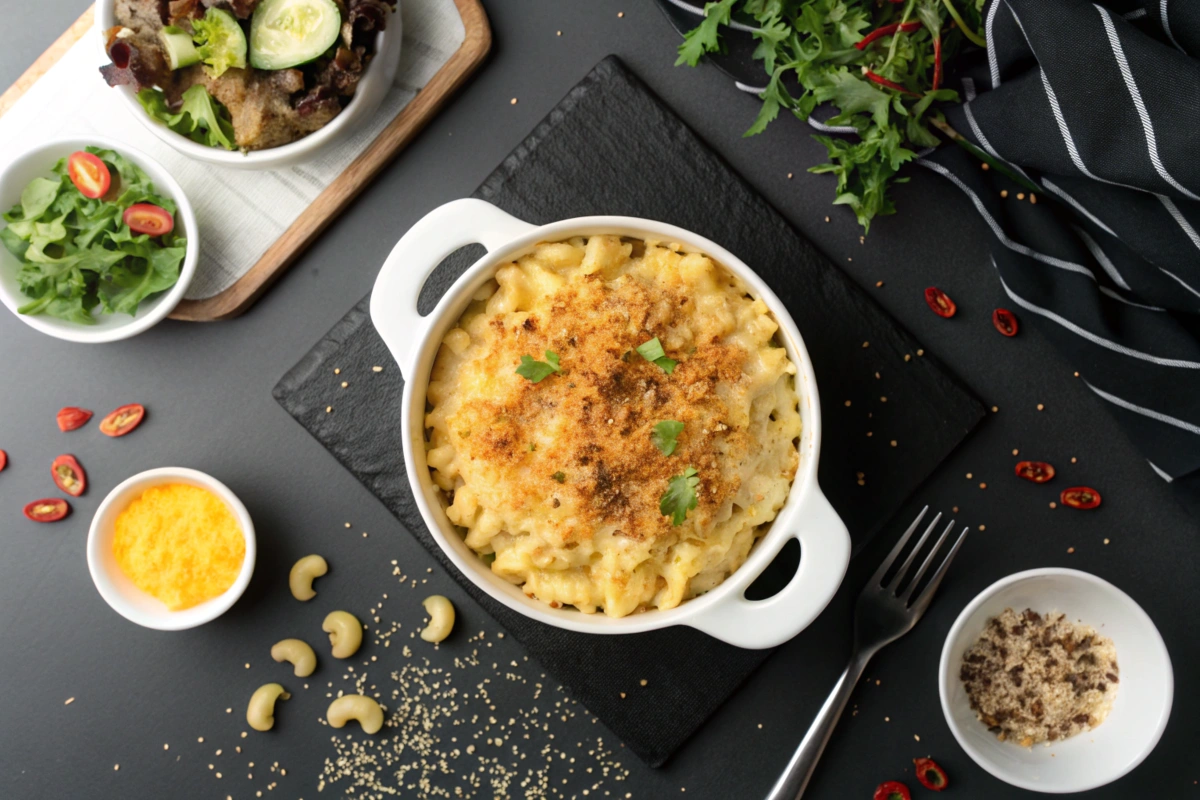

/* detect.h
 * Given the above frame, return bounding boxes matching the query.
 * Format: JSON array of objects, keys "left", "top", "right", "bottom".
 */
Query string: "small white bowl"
[
  {"left": 95, "top": 0, "right": 403, "bottom": 170},
  {"left": 0, "top": 136, "right": 198, "bottom": 343},
  {"left": 87, "top": 467, "right": 256, "bottom": 630},
  {"left": 939, "top": 568, "right": 1172, "bottom": 793}
]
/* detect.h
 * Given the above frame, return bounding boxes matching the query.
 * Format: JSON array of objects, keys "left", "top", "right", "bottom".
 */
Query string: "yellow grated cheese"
[{"left": 113, "top": 484, "right": 244, "bottom": 611}]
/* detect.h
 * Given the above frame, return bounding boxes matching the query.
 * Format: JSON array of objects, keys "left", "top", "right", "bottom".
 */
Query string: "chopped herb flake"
[
  {"left": 516, "top": 351, "right": 561, "bottom": 383},
  {"left": 636, "top": 337, "right": 678, "bottom": 374},
  {"left": 651, "top": 420, "right": 685, "bottom": 456},
  {"left": 660, "top": 467, "right": 700, "bottom": 526},
  {"left": 551, "top": 471, "right": 566, "bottom": 483}
]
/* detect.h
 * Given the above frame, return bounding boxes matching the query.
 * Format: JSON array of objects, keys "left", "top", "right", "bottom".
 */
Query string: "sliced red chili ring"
[
  {"left": 24, "top": 498, "right": 70, "bottom": 523},
  {"left": 0, "top": 449, "right": 7, "bottom": 472},
  {"left": 874, "top": 781, "right": 911, "bottom": 800},
  {"left": 99, "top": 403, "right": 146, "bottom": 437},
  {"left": 1015, "top": 460, "right": 1055, "bottom": 483},
  {"left": 51, "top": 454, "right": 87, "bottom": 497},
  {"left": 913, "top": 758, "right": 949, "bottom": 791},
  {"left": 1061, "top": 486, "right": 1102, "bottom": 509},
  {"left": 924, "top": 287, "right": 957, "bottom": 318},
  {"left": 57, "top": 406, "right": 94, "bottom": 432},
  {"left": 993, "top": 308, "right": 1019, "bottom": 336}
]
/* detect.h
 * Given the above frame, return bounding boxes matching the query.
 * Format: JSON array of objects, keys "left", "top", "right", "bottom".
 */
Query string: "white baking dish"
[{"left": 370, "top": 199, "right": 851, "bottom": 649}]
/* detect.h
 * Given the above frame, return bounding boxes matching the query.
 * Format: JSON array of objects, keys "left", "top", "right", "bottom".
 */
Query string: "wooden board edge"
[
  {"left": 0, "top": 5, "right": 96, "bottom": 119},
  {"left": 169, "top": 0, "right": 493, "bottom": 322}
]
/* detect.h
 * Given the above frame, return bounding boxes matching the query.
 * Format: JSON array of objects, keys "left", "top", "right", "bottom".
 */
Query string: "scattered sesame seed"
[
  {"left": 1104, "top": 538, "right": 1110, "bottom": 545},
  {"left": 904, "top": 354, "right": 911, "bottom": 361},
  {"left": 1030, "top": 193, "right": 1038, "bottom": 204},
  {"left": 981, "top": 162, "right": 990, "bottom": 170},
  {"left": 979, "top": 482, "right": 987, "bottom": 489},
  {"left": 1050, "top": 501, "right": 1057, "bottom": 508},
  {"left": 857, "top": 479, "right": 865, "bottom": 486},
  {"left": 992, "top": 405, "right": 999, "bottom": 412},
  {"left": 847, "top": 257, "right": 853, "bottom": 262},
  {"left": 1071, "top": 457, "right": 1077, "bottom": 463},
  {"left": 226, "top": 708, "right": 231, "bottom": 713},
  {"left": 876, "top": 281, "right": 884, "bottom": 287},
  {"left": 1012, "top": 449, "right": 1019, "bottom": 456},
  {"left": 245, "top": 663, "right": 250, "bottom": 669},
  {"left": 334, "top": 368, "right": 341, "bottom": 375},
  {"left": 867, "top": 432, "right": 873, "bottom": 437},
  {"left": 862, "top": 341, "right": 870, "bottom": 348},
  {"left": 164, "top": 744, "right": 169, "bottom": 750},
  {"left": 757, "top": 723, "right": 763, "bottom": 729},
  {"left": 844, "top": 400, "right": 852, "bottom": 407},
  {"left": 556, "top": 30, "right": 561, "bottom": 35},
  {"left": 1000, "top": 189, "right": 1009, "bottom": 198},
  {"left": 914, "top": 734, "right": 921, "bottom": 741},
  {"left": 1017, "top": 193, "right": 1026, "bottom": 200},
  {"left": 372, "top": 365, "right": 383, "bottom": 372},
  {"left": 880, "top": 396, "right": 887, "bottom": 403},
  {"left": 787, "top": 172, "right": 793, "bottom": 179},
  {"left": 978, "top": 525, "right": 986, "bottom": 531},
  {"left": 326, "top": 406, "right": 333, "bottom": 413},
  {"left": 884, "top": 716, "right": 890, "bottom": 722},
  {"left": 1067, "top": 547, "right": 1075, "bottom": 554},
  {"left": 341, "top": 381, "right": 348, "bottom": 388},
  {"left": 114, "top": 765, "right": 120, "bottom": 771},
  {"left": 345, "top": 522, "right": 351, "bottom": 528},
  {"left": 1037, "top": 403, "right": 1045, "bottom": 411},
  {"left": 890, "top": 440, "right": 898, "bottom": 447},
  {"left": 966, "top": 473, "right": 973, "bottom": 479},
  {"left": 952, "top": 506, "right": 959, "bottom": 513},
  {"left": 825, "top": 216, "right": 831, "bottom": 222},
  {"left": 198, "top": 737, "right": 205, "bottom": 743},
  {"left": 510, "top": 98, "right": 517, "bottom": 105},
  {"left": 617, "top": 11, "right": 624, "bottom": 17},
  {"left": 916, "top": 349, "right": 924, "bottom": 356},
  {"left": 64, "top": 697, "right": 74, "bottom": 705},
  {"left": 639, "top": 679, "right": 648, "bottom": 687}
]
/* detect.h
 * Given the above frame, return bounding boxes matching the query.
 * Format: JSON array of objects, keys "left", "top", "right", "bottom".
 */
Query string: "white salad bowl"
[
  {"left": 370, "top": 198, "right": 852, "bottom": 649},
  {"left": 96, "top": 0, "right": 403, "bottom": 170},
  {"left": 0, "top": 136, "right": 198, "bottom": 344},
  {"left": 87, "top": 467, "right": 257, "bottom": 631},
  {"left": 939, "top": 568, "right": 1173, "bottom": 793}
]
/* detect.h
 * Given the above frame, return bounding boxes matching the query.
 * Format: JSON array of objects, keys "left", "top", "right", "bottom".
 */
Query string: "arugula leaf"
[
  {"left": 660, "top": 467, "right": 700, "bottom": 526},
  {"left": 636, "top": 337, "right": 678, "bottom": 374},
  {"left": 676, "top": 0, "right": 738, "bottom": 67},
  {"left": 516, "top": 351, "right": 562, "bottom": 383},
  {"left": 651, "top": 421, "right": 685, "bottom": 456},
  {"left": 138, "top": 85, "right": 237, "bottom": 150}
]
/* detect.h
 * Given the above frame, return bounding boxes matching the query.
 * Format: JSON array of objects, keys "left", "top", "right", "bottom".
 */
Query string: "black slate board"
[{"left": 273, "top": 56, "right": 986, "bottom": 768}]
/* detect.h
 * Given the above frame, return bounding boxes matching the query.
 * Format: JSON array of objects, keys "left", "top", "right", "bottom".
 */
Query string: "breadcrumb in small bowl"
[{"left": 939, "top": 568, "right": 1172, "bottom": 794}]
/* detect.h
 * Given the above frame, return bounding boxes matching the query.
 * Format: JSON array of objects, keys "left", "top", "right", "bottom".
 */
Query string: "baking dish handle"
[
  {"left": 685, "top": 486, "right": 851, "bottom": 650},
  {"left": 370, "top": 198, "right": 537, "bottom": 380}
]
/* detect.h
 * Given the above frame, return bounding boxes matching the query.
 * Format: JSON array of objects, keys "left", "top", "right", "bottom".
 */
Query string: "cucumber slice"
[
  {"left": 193, "top": 7, "right": 248, "bottom": 78},
  {"left": 159, "top": 26, "right": 201, "bottom": 70},
  {"left": 249, "top": 0, "right": 342, "bottom": 71}
]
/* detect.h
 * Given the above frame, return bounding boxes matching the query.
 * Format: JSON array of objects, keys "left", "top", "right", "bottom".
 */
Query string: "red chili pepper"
[
  {"left": 99, "top": 403, "right": 146, "bottom": 437},
  {"left": 24, "top": 498, "right": 70, "bottom": 523},
  {"left": 57, "top": 406, "right": 94, "bottom": 432},
  {"left": 1015, "top": 460, "right": 1055, "bottom": 483},
  {"left": 51, "top": 454, "right": 87, "bottom": 497},
  {"left": 913, "top": 758, "right": 949, "bottom": 790},
  {"left": 1061, "top": 486, "right": 1102, "bottom": 509},
  {"left": 992, "top": 308, "right": 1019, "bottom": 336},
  {"left": 932, "top": 33, "right": 943, "bottom": 90},
  {"left": 874, "top": 781, "right": 911, "bottom": 800},
  {"left": 856, "top": 21, "right": 923, "bottom": 50},
  {"left": 0, "top": 449, "right": 7, "bottom": 472},
  {"left": 864, "top": 70, "right": 922, "bottom": 97},
  {"left": 924, "top": 287, "right": 957, "bottom": 318}
]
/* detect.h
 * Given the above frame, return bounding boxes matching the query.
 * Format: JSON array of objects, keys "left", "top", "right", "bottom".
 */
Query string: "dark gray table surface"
[{"left": 1, "top": 3, "right": 1195, "bottom": 799}]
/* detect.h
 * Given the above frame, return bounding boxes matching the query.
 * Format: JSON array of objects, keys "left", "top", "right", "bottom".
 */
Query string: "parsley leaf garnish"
[
  {"left": 636, "top": 337, "right": 678, "bottom": 374},
  {"left": 651, "top": 421, "right": 685, "bottom": 456},
  {"left": 551, "top": 471, "right": 566, "bottom": 483},
  {"left": 674, "top": 0, "right": 737, "bottom": 67},
  {"left": 660, "top": 467, "right": 700, "bottom": 526},
  {"left": 516, "top": 351, "right": 561, "bottom": 383}
]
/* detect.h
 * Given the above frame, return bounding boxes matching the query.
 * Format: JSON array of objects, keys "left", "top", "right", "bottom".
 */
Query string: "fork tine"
[
  {"left": 885, "top": 513, "right": 943, "bottom": 592},
  {"left": 867, "top": 506, "right": 930, "bottom": 588},
  {"left": 900, "top": 519, "right": 956, "bottom": 601},
  {"left": 908, "top": 526, "right": 970, "bottom": 613}
]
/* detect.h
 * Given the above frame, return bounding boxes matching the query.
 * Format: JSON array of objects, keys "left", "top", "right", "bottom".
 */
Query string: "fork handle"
[{"left": 765, "top": 649, "right": 874, "bottom": 800}]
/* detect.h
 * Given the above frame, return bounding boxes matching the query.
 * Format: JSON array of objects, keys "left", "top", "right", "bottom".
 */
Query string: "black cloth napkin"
[
  {"left": 918, "top": 0, "right": 1200, "bottom": 510},
  {"left": 273, "top": 56, "right": 985, "bottom": 767}
]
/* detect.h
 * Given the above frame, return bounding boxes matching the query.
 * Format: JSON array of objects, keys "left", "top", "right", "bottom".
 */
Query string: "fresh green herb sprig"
[
  {"left": 677, "top": 0, "right": 986, "bottom": 232},
  {"left": 637, "top": 337, "right": 678, "bottom": 374},
  {"left": 660, "top": 467, "right": 700, "bottom": 526},
  {"left": 652, "top": 420, "right": 685, "bottom": 456},
  {"left": 516, "top": 351, "right": 562, "bottom": 383}
]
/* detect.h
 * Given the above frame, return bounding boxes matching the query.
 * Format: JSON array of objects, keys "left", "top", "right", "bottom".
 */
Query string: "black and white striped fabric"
[{"left": 921, "top": 0, "right": 1200, "bottom": 508}]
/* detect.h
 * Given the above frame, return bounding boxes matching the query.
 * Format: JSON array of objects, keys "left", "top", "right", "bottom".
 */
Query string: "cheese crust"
[{"left": 425, "top": 236, "right": 801, "bottom": 617}]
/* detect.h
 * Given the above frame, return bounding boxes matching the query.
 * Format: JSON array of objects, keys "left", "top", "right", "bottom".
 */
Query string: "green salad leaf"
[
  {"left": 138, "top": 85, "right": 237, "bottom": 150},
  {"left": 660, "top": 467, "right": 700, "bottom": 526},
  {"left": 676, "top": 0, "right": 987, "bottom": 232},
  {"left": 1, "top": 147, "right": 187, "bottom": 323}
]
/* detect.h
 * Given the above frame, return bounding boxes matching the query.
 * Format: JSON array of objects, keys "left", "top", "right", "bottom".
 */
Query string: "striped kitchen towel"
[{"left": 921, "top": 0, "right": 1200, "bottom": 509}]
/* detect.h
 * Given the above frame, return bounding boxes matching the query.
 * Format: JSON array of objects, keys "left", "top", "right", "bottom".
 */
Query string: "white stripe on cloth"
[
  {"left": 919, "top": 160, "right": 1097, "bottom": 278},
  {"left": 1162, "top": 0, "right": 1186, "bottom": 53},
  {"left": 662, "top": 0, "right": 761, "bottom": 33},
  {"left": 1098, "top": 6, "right": 1200, "bottom": 200},
  {"left": 959, "top": 80, "right": 1037, "bottom": 184},
  {"left": 1041, "top": 179, "right": 1118, "bottom": 236},
  {"left": 1159, "top": 194, "right": 1200, "bottom": 252},
  {"left": 1148, "top": 460, "right": 1175, "bottom": 482},
  {"left": 1084, "top": 378, "right": 1200, "bottom": 434},
  {"left": 996, "top": 269, "right": 1200, "bottom": 368},
  {"left": 1098, "top": 286, "right": 1165, "bottom": 311},
  {"left": 987, "top": 0, "right": 1003, "bottom": 88},
  {"left": 1124, "top": 8, "right": 1148, "bottom": 20},
  {"left": 734, "top": 81, "right": 766, "bottom": 94},
  {"left": 1159, "top": 267, "right": 1200, "bottom": 300},
  {"left": 1076, "top": 227, "right": 1132, "bottom": 290}
]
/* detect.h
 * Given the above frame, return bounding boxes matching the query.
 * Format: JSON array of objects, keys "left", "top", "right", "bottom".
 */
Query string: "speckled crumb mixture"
[{"left": 961, "top": 608, "right": 1119, "bottom": 747}]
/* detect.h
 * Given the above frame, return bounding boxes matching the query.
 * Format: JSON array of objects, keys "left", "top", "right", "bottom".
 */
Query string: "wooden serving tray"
[{"left": 0, "top": 1, "right": 491, "bottom": 321}]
